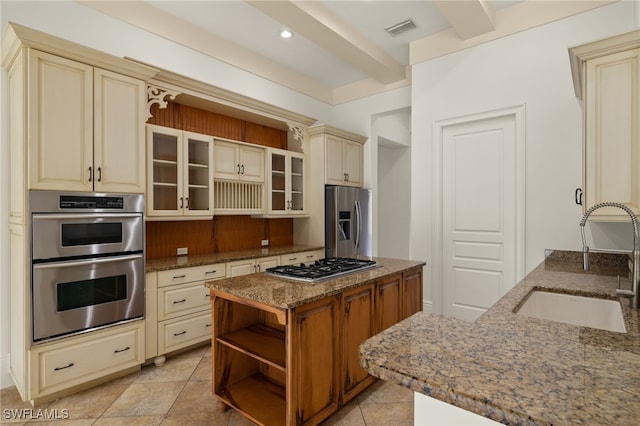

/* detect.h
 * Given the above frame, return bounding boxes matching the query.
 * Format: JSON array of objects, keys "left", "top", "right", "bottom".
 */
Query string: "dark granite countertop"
[
  {"left": 145, "top": 245, "right": 324, "bottom": 273},
  {"left": 205, "top": 257, "right": 426, "bottom": 310},
  {"left": 359, "top": 250, "right": 640, "bottom": 425}
]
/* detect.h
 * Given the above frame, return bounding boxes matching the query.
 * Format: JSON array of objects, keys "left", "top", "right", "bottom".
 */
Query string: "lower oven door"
[{"left": 32, "top": 253, "right": 144, "bottom": 343}]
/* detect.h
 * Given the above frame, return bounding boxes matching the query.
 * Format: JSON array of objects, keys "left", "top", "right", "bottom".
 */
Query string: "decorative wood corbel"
[{"left": 147, "top": 85, "right": 181, "bottom": 119}]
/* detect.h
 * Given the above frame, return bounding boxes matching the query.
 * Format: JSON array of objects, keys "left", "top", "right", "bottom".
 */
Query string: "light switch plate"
[
  {"left": 177, "top": 247, "right": 188, "bottom": 255},
  {"left": 261, "top": 240, "right": 269, "bottom": 247}
]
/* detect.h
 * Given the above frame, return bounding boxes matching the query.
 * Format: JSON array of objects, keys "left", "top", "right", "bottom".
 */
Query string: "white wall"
[{"left": 411, "top": 1, "right": 638, "bottom": 312}]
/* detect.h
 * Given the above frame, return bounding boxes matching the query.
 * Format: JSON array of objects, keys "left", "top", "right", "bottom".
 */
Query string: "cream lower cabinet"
[
  {"left": 29, "top": 321, "right": 145, "bottom": 404},
  {"left": 570, "top": 31, "right": 640, "bottom": 219},
  {"left": 26, "top": 49, "right": 146, "bottom": 193},
  {"left": 279, "top": 249, "right": 323, "bottom": 266},
  {"left": 226, "top": 256, "right": 280, "bottom": 277},
  {"left": 146, "top": 264, "right": 225, "bottom": 365}
]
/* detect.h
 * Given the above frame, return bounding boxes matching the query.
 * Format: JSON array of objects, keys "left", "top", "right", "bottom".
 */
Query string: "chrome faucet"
[{"left": 580, "top": 202, "right": 640, "bottom": 308}]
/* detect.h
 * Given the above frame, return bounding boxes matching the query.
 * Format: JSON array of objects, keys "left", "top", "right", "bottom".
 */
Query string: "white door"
[{"left": 441, "top": 112, "right": 521, "bottom": 321}]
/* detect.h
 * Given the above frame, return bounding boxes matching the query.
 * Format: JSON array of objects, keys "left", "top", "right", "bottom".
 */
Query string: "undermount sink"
[{"left": 515, "top": 290, "right": 626, "bottom": 333}]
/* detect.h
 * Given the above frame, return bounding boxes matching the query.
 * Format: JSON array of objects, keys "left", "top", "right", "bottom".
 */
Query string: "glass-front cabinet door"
[
  {"left": 147, "top": 125, "right": 214, "bottom": 219},
  {"left": 267, "top": 148, "right": 305, "bottom": 215},
  {"left": 184, "top": 132, "right": 214, "bottom": 217},
  {"left": 148, "top": 125, "right": 182, "bottom": 216},
  {"left": 289, "top": 152, "right": 304, "bottom": 213}
]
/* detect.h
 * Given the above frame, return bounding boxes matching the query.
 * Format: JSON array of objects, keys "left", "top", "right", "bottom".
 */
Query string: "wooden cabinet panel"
[
  {"left": 289, "top": 296, "right": 339, "bottom": 425},
  {"left": 377, "top": 274, "right": 403, "bottom": 332},
  {"left": 403, "top": 267, "right": 424, "bottom": 319},
  {"left": 341, "top": 283, "right": 376, "bottom": 403}
]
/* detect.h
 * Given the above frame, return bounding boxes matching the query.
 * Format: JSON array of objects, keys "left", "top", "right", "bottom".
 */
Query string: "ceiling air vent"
[{"left": 385, "top": 19, "right": 417, "bottom": 37}]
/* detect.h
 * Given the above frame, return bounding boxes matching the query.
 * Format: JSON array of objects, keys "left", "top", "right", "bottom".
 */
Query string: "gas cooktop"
[{"left": 265, "top": 257, "right": 377, "bottom": 283}]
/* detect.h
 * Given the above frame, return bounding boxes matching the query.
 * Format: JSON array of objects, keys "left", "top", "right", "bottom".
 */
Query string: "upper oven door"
[{"left": 32, "top": 213, "right": 143, "bottom": 260}]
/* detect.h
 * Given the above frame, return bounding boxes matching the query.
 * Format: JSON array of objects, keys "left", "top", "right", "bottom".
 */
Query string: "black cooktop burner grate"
[{"left": 265, "top": 257, "right": 377, "bottom": 283}]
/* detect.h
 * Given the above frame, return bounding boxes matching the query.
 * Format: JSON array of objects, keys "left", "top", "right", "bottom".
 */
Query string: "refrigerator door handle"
[{"left": 354, "top": 200, "right": 361, "bottom": 250}]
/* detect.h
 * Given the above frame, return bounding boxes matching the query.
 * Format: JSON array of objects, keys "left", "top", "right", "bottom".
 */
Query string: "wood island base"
[{"left": 207, "top": 260, "right": 424, "bottom": 426}]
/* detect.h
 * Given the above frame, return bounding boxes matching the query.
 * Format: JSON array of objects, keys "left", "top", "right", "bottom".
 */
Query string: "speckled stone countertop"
[
  {"left": 145, "top": 245, "right": 323, "bottom": 273},
  {"left": 205, "top": 257, "right": 425, "bottom": 310},
  {"left": 360, "top": 250, "right": 640, "bottom": 425}
]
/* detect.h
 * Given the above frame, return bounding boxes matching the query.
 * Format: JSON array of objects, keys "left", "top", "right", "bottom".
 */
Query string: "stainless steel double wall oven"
[{"left": 30, "top": 191, "right": 145, "bottom": 343}]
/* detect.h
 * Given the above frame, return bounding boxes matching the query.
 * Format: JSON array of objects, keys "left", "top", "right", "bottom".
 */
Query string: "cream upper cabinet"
[
  {"left": 213, "top": 140, "right": 265, "bottom": 182},
  {"left": 28, "top": 50, "right": 146, "bottom": 193},
  {"left": 326, "top": 135, "right": 363, "bottom": 187},
  {"left": 147, "top": 124, "right": 214, "bottom": 219},
  {"left": 267, "top": 148, "right": 305, "bottom": 215},
  {"left": 307, "top": 125, "right": 366, "bottom": 188},
  {"left": 570, "top": 31, "right": 640, "bottom": 220}
]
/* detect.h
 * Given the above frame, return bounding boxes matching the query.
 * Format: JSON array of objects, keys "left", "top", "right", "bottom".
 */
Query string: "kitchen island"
[
  {"left": 205, "top": 257, "right": 425, "bottom": 426},
  {"left": 359, "top": 251, "right": 640, "bottom": 425}
]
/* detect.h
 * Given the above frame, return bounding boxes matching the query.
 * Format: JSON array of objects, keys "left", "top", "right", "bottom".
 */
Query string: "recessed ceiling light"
[{"left": 280, "top": 30, "right": 293, "bottom": 39}]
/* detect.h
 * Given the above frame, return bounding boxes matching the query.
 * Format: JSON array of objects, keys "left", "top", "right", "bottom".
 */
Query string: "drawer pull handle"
[
  {"left": 174, "top": 331, "right": 187, "bottom": 336},
  {"left": 306, "top": 255, "right": 314, "bottom": 258},
  {"left": 173, "top": 299, "right": 187, "bottom": 304},
  {"left": 54, "top": 363, "right": 74, "bottom": 371},
  {"left": 289, "top": 257, "right": 297, "bottom": 261},
  {"left": 172, "top": 274, "right": 186, "bottom": 279},
  {"left": 205, "top": 324, "right": 212, "bottom": 328},
  {"left": 205, "top": 270, "right": 217, "bottom": 274},
  {"left": 114, "top": 346, "right": 131, "bottom": 354}
]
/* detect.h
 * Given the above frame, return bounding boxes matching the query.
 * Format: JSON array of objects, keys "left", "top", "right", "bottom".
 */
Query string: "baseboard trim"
[{"left": 1, "top": 353, "right": 14, "bottom": 389}]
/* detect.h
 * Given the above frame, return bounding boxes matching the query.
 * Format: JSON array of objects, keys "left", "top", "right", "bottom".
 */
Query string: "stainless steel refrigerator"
[{"left": 325, "top": 185, "right": 372, "bottom": 258}]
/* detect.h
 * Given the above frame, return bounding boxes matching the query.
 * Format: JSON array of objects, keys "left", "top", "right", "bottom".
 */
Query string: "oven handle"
[
  {"left": 33, "top": 253, "right": 143, "bottom": 269},
  {"left": 33, "top": 213, "right": 142, "bottom": 221}
]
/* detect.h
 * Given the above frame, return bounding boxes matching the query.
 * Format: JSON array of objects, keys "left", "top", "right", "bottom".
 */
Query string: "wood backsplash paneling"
[
  {"left": 145, "top": 101, "right": 293, "bottom": 259},
  {"left": 145, "top": 217, "right": 294, "bottom": 259}
]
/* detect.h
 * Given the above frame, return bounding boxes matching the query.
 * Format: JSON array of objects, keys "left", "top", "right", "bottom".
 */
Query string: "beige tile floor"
[{"left": 0, "top": 343, "right": 413, "bottom": 425}]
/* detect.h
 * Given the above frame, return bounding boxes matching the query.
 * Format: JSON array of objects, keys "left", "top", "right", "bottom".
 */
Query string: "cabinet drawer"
[
  {"left": 158, "top": 281, "right": 210, "bottom": 321},
  {"left": 280, "top": 250, "right": 322, "bottom": 266},
  {"left": 36, "top": 322, "right": 144, "bottom": 395},
  {"left": 157, "top": 263, "right": 225, "bottom": 287},
  {"left": 158, "top": 312, "right": 212, "bottom": 354}
]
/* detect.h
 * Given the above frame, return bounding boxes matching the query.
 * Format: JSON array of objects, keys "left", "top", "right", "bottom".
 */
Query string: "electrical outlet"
[
  {"left": 261, "top": 239, "right": 269, "bottom": 247},
  {"left": 177, "top": 247, "right": 188, "bottom": 255}
]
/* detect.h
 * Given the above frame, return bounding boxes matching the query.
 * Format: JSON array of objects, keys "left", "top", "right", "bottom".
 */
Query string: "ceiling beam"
[
  {"left": 433, "top": 0, "right": 496, "bottom": 40},
  {"left": 246, "top": 0, "right": 406, "bottom": 85}
]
